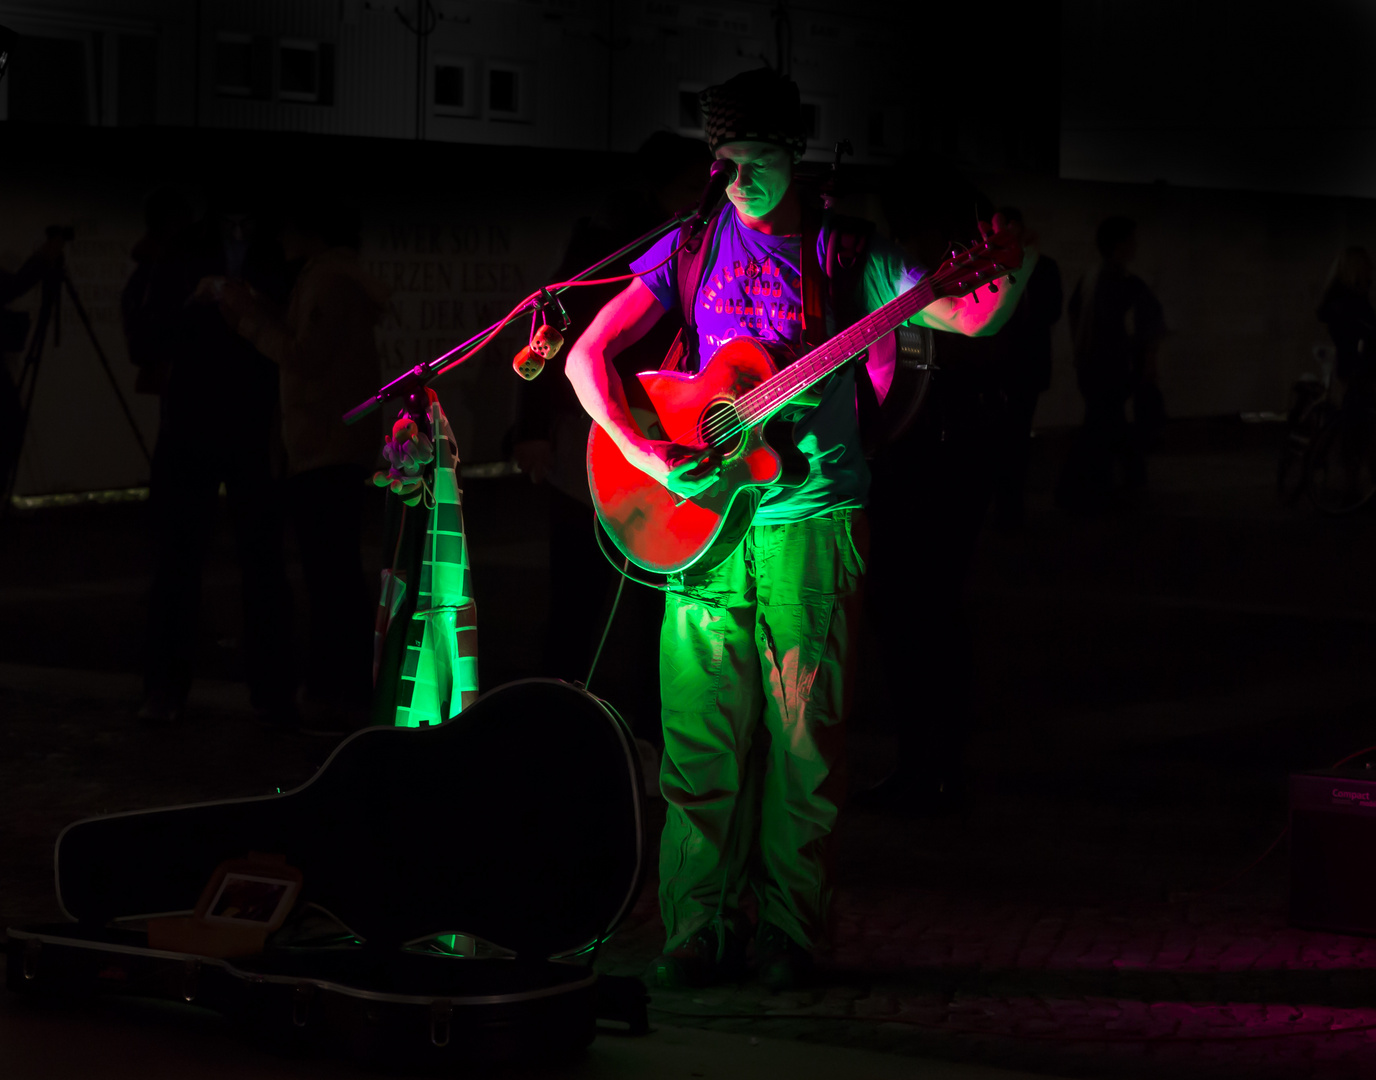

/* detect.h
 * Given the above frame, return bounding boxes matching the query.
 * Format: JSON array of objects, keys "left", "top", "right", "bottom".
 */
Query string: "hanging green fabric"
[{"left": 371, "top": 398, "right": 478, "bottom": 727}]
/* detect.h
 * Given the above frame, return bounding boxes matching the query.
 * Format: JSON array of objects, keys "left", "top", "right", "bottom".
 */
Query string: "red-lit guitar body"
[
  {"left": 587, "top": 336, "right": 808, "bottom": 574},
  {"left": 587, "top": 224, "right": 1023, "bottom": 574}
]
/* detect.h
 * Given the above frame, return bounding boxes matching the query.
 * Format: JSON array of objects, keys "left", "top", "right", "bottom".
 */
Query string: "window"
[
  {"left": 800, "top": 98, "right": 834, "bottom": 148},
  {"left": 117, "top": 35, "right": 157, "bottom": 126},
  {"left": 432, "top": 58, "right": 474, "bottom": 117},
  {"left": 488, "top": 68, "right": 517, "bottom": 115},
  {"left": 215, "top": 33, "right": 270, "bottom": 99},
  {"left": 435, "top": 65, "right": 464, "bottom": 108},
  {"left": 676, "top": 83, "right": 707, "bottom": 136},
  {"left": 678, "top": 89, "right": 702, "bottom": 130},
  {"left": 279, "top": 41, "right": 317, "bottom": 99},
  {"left": 278, "top": 39, "right": 334, "bottom": 105},
  {"left": 486, "top": 65, "right": 526, "bottom": 121}
]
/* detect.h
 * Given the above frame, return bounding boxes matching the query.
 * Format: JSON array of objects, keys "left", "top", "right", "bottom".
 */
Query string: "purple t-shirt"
[{"left": 632, "top": 207, "right": 896, "bottom": 524}]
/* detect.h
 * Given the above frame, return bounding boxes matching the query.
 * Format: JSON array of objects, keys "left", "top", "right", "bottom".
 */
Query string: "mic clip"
[{"left": 534, "top": 286, "right": 570, "bottom": 332}]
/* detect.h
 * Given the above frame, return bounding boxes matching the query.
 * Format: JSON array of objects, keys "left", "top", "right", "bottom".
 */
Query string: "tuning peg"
[
  {"left": 1007, "top": 272, "right": 1017, "bottom": 285},
  {"left": 988, "top": 282, "right": 999, "bottom": 294}
]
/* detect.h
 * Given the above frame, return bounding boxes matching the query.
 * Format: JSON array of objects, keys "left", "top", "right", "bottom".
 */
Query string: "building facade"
[{"left": 0, "top": 0, "right": 912, "bottom": 162}]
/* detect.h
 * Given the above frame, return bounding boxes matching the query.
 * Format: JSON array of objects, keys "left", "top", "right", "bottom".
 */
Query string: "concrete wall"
[
  {"left": 973, "top": 171, "right": 1376, "bottom": 429},
  {"left": 0, "top": 128, "right": 610, "bottom": 496},
  {"left": 7, "top": 127, "right": 1376, "bottom": 495},
  {"left": 0, "top": 0, "right": 910, "bottom": 161},
  {"left": 1061, "top": 0, "right": 1376, "bottom": 201}
]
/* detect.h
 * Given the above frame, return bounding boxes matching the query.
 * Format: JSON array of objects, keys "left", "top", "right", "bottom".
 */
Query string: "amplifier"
[{"left": 1289, "top": 769, "right": 1376, "bottom": 935}]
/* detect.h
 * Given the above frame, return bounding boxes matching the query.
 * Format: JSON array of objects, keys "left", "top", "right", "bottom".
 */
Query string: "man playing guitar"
[{"left": 566, "top": 67, "right": 1034, "bottom": 991}]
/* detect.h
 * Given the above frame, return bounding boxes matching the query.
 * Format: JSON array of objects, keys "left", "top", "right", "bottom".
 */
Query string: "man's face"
[{"left": 716, "top": 141, "right": 793, "bottom": 221}]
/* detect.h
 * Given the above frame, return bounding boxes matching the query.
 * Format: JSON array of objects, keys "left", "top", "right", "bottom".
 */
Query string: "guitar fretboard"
[{"left": 724, "top": 277, "right": 937, "bottom": 435}]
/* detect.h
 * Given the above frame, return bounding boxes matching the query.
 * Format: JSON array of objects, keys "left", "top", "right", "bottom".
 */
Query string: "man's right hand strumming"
[
  {"left": 565, "top": 277, "right": 725, "bottom": 497},
  {"left": 620, "top": 435, "right": 720, "bottom": 500}
]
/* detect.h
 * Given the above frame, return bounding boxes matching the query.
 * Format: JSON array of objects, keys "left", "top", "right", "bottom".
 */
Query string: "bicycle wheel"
[
  {"left": 1278, "top": 385, "right": 1328, "bottom": 502},
  {"left": 1306, "top": 409, "right": 1376, "bottom": 515},
  {"left": 1277, "top": 414, "right": 1318, "bottom": 502}
]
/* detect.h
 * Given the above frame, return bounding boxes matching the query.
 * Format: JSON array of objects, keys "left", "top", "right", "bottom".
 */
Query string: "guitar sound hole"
[{"left": 700, "top": 401, "right": 745, "bottom": 457}]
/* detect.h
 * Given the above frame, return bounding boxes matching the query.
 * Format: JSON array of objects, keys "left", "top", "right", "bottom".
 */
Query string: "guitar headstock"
[{"left": 928, "top": 227, "right": 1025, "bottom": 302}]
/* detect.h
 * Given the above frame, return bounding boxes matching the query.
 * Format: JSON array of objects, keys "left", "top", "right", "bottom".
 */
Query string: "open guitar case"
[{"left": 6, "top": 679, "right": 649, "bottom": 1069}]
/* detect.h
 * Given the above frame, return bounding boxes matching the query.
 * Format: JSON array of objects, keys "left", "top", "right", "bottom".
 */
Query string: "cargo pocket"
[
  {"left": 660, "top": 590, "right": 729, "bottom": 718},
  {"left": 840, "top": 509, "right": 869, "bottom": 580}
]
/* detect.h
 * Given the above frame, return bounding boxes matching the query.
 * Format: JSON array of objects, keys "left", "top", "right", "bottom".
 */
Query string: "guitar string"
[
  {"left": 697, "top": 284, "right": 927, "bottom": 442},
  {"left": 695, "top": 279, "right": 934, "bottom": 447},
  {"left": 694, "top": 251, "right": 1000, "bottom": 446}
]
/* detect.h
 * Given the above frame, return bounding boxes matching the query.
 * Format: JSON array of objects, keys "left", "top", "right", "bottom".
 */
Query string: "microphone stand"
[{"left": 343, "top": 208, "right": 697, "bottom": 431}]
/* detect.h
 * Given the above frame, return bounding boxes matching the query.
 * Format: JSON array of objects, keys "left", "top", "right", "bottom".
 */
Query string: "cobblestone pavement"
[
  {"left": 598, "top": 801, "right": 1376, "bottom": 1080},
  {"left": 8, "top": 422, "right": 1376, "bottom": 1079}
]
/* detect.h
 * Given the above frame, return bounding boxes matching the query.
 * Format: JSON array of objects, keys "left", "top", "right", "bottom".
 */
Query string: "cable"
[
  {"left": 431, "top": 235, "right": 690, "bottom": 381},
  {"left": 582, "top": 557, "right": 628, "bottom": 694},
  {"left": 1329, "top": 742, "right": 1376, "bottom": 769},
  {"left": 592, "top": 512, "right": 669, "bottom": 591},
  {"left": 1169, "top": 739, "right": 1376, "bottom": 903},
  {"left": 1167, "top": 827, "right": 1290, "bottom": 904},
  {"left": 648, "top": 1006, "right": 1376, "bottom": 1044}
]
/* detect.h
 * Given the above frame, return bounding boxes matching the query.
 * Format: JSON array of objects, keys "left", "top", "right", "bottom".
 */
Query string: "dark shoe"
[
  {"left": 648, "top": 914, "right": 748, "bottom": 990},
  {"left": 754, "top": 921, "right": 813, "bottom": 992}
]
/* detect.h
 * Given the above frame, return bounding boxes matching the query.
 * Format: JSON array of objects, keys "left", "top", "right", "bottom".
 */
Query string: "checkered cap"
[{"left": 700, "top": 68, "right": 806, "bottom": 161}]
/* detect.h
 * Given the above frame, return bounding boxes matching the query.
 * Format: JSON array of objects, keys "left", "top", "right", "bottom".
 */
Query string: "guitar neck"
[{"left": 735, "top": 278, "right": 936, "bottom": 428}]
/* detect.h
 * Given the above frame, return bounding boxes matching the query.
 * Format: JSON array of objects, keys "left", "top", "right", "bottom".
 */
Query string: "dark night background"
[{"left": 8, "top": 3, "right": 1376, "bottom": 1079}]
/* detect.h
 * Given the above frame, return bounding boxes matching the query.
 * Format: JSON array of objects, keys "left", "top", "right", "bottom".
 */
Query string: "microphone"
[{"left": 687, "top": 159, "right": 737, "bottom": 251}]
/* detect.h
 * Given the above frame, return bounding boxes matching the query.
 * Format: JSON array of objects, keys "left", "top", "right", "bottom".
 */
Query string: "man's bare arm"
[
  {"left": 914, "top": 248, "right": 1040, "bottom": 337},
  {"left": 565, "top": 279, "right": 717, "bottom": 496},
  {"left": 566, "top": 278, "right": 664, "bottom": 450}
]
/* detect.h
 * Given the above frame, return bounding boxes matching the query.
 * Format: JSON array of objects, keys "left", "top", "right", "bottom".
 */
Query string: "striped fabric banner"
[{"left": 392, "top": 400, "right": 479, "bottom": 728}]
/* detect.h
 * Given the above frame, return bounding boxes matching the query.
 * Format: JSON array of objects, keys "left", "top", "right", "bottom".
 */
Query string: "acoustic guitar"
[{"left": 586, "top": 227, "right": 1023, "bottom": 574}]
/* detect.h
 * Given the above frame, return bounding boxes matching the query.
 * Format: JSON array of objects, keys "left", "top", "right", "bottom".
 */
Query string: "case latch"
[
  {"left": 430, "top": 1001, "right": 453, "bottom": 1047},
  {"left": 293, "top": 982, "right": 315, "bottom": 1027}
]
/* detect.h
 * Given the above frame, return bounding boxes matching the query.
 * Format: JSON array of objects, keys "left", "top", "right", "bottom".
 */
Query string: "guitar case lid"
[{"left": 54, "top": 680, "right": 646, "bottom": 961}]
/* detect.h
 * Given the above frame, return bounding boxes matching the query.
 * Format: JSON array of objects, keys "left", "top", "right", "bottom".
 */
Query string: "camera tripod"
[{"left": 2, "top": 254, "right": 152, "bottom": 514}]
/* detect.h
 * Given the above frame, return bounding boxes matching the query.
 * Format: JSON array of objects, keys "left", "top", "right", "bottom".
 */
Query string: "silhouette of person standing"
[
  {"left": 139, "top": 191, "right": 294, "bottom": 726},
  {"left": 988, "top": 206, "right": 1062, "bottom": 528},
  {"left": 1059, "top": 216, "right": 1164, "bottom": 509}
]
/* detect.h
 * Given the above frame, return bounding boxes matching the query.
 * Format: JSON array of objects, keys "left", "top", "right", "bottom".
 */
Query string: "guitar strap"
[
  {"left": 666, "top": 211, "right": 724, "bottom": 373},
  {"left": 823, "top": 216, "right": 883, "bottom": 455},
  {"left": 801, "top": 208, "right": 828, "bottom": 351},
  {"left": 807, "top": 210, "right": 885, "bottom": 453}
]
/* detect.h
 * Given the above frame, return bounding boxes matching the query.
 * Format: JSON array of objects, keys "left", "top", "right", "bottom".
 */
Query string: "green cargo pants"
[{"left": 658, "top": 508, "right": 867, "bottom": 952}]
